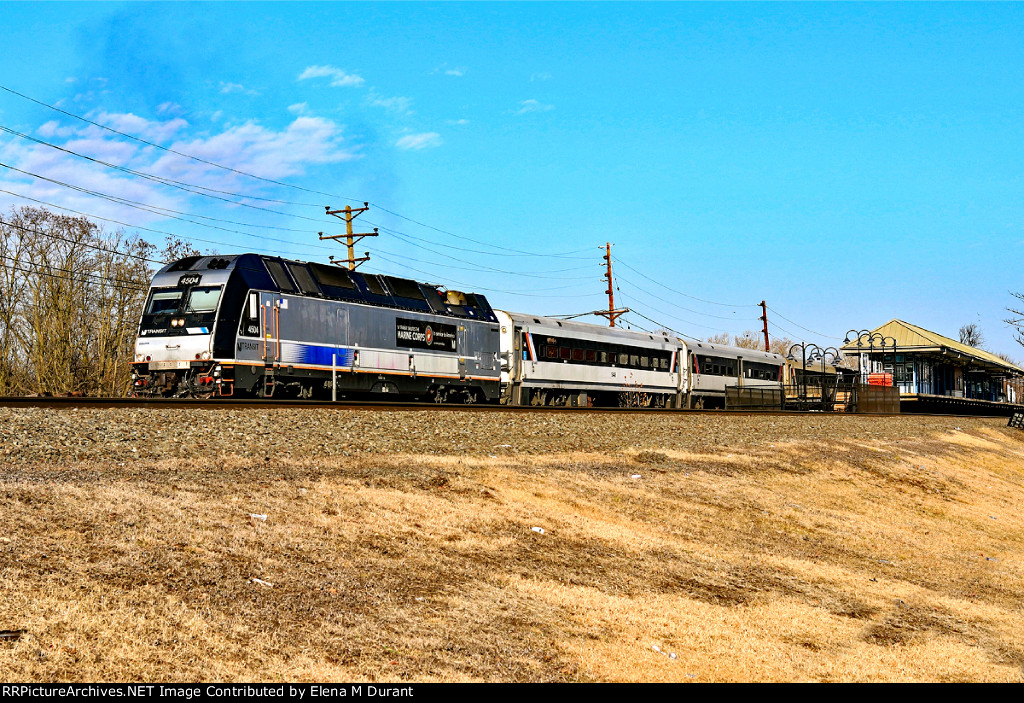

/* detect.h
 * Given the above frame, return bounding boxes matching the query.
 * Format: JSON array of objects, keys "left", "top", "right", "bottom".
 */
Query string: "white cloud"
[
  {"left": 446, "top": 119, "right": 469, "bottom": 126},
  {"left": 395, "top": 132, "right": 442, "bottom": 150},
  {"left": 298, "top": 65, "right": 365, "bottom": 87},
  {"left": 445, "top": 67, "right": 466, "bottom": 77},
  {"left": 287, "top": 103, "right": 308, "bottom": 114},
  {"left": 93, "top": 112, "right": 189, "bottom": 142},
  {"left": 530, "top": 72, "right": 553, "bottom": 82},
  {"left": 0, "top": 112, "right": 357, "bottom": 229},
  {"left": 368, "top": 94, "right": 413, "bottom": 115},
  {"left": 219, "top": 82, "right": 258, "bottom": 96},
  {"left": 515, "top": 99, "right": 554, "bottom": 115},
  {"left": 154, "top": 116, "right": 355, "bottom": 180},
  {"left": 37, "top": 121, "right": 76, "bottom": 139},
  {"left": 156, "top": 102, "right": 183, "bottom": 116}
]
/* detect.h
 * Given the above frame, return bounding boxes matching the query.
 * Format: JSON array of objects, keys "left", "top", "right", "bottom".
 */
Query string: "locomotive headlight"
[
  {"left": 200, "top": 351, "right": 212, "bottom": 360},
  {"left": 135, "top": 353, "right": 145, "bottom": 362}
]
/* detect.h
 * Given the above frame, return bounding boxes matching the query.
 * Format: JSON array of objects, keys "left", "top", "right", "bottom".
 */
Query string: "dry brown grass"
[{"left": 1, "top": 413, "right": 1024, "bottom": 681}]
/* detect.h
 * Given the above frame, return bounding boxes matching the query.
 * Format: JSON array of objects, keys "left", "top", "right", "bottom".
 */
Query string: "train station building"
[{"left": 840, "top": 319, "right": 1024, "bottom": 413}]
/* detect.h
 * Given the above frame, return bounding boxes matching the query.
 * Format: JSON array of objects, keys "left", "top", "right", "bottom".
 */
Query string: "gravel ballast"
[{"left": 0, "top": 407, "right": 1004, "bottom": 464}]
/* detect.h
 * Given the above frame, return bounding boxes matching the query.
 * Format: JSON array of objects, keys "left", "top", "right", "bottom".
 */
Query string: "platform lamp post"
[
  {"left": 788, "top": 342, "right": 824, "bottom": 407},
  {"left": 863, "top": 332, "right": 895, "bottom": 385},
  {"left": 844, "top": 329, "right": 874, "bottom": 383},
  {"left": 787, "top": 343, "right": 807, "bottom": 405},
  {"left": 881, "top": 336, "right": 898, "bottom": 387},
  {"left": 819, "top": 346, "right": 842, "bottom": 410}
]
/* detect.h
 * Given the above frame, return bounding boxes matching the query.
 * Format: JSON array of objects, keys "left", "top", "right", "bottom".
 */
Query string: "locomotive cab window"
[
  {"left": 185, "top": 286, "right": 222, "bottom": 313},
  {"left": 146, "top": 289, "right": 183, "bottom": 315}
]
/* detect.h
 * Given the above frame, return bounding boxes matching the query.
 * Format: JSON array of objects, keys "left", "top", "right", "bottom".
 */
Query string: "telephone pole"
[
  {"left": 760, "top": 300, "right": 770, "bottom": 351},
  {"left": 320, "top": 202, "right": 378, "bottom": 270},
  {"left": 594, "top": 243, "right": 628, "bottom": 327}
]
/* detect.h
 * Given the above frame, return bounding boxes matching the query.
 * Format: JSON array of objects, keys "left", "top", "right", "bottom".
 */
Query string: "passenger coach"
[{"left": 496, "top": 312, "right": 688, "bottom": 407}]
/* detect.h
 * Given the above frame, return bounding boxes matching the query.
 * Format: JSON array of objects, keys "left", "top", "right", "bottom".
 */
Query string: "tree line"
[{"left": 0, "top": 206, "right": 199, "bottom": 397}]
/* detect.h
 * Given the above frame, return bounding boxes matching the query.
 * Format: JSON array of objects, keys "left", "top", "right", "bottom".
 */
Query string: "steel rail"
[{"left": 0, "top": 395, "right": 1011, "bottom": 419}]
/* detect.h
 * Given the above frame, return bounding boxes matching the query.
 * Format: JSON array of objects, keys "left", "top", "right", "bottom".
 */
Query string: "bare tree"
[
  {"left": 161, "top": 235, "right": 203, "bottom": 263},
  {"left": 0, "top": 207, "right": 156, "bottom": 396},
  {"left": 1007, "top": 294, "right": 1024, "bottom": 349},
  {"left": 708, "top": 329, "right": 794, "bottom": 356},
  {"left": 959, "top": 323, "right": 985, "bottom": 348}
]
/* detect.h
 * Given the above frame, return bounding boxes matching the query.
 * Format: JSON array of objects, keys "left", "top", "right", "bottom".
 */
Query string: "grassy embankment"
[{"left": 1, "top": 412, "right": 1023, "bottom": 681}]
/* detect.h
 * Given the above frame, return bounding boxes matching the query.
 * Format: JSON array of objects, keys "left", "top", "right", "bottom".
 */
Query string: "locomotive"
[{"left": 131, "top": 253, "right": 785, "bottom": 407}]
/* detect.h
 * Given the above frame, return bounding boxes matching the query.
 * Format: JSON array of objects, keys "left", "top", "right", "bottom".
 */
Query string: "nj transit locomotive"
[{"left": 131, "top": 253, "right": 785, "bottom": 407}]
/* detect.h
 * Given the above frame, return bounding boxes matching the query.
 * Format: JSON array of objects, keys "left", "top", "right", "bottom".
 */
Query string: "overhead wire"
[
  {"left": 614, "top": 256, "right": 761, "bottom": 309},
  {"left": 369, "top": 251, "right": 604, "bottom": 298},
  {"left": 0, "top": 251, "right": 147, "bottom": 291},
  {"left": 1, "top": 82, "right": 867, "bottom": 342},
  {"left": 0, "top": 216, "right": 162, "bottom": 265},
  {"left": 0, "top": 186, "right": 361, "bottom": 261},
  {"left": 766, "top": 305, "right": 842, "bottom": 342},
  {"left": 0, "top": 82, "right": 593, "bottom": 260}
]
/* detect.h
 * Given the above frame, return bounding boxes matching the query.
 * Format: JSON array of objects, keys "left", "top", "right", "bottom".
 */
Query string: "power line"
[
  {"left": 0, "top": 187, "right": 332, "bottom": 260},
  {"left": 1, "top": 82, "right": 594, "bottom": 260},
  {"left": 766, "top": 305, "right": 842, "bottom": 342},
  {"left": 0, "top": 216, "right": 161, "bottom": 265},
  {"left": 614, "top": 271, "right": 762, "bottom": 322},
  {"left": 614, "top": 286, "right": 738, "bottom": 337},
  {"left": 0, "top": 83, "right": 366, "bottom": 205},
  {"left": 0, "top": 124, "right": 330, "bottom": 221},
  {"left": 370, "top": 251, "right": 604, "bottom": 298},
  {"left": 614, "top": 257, "right": 760, "bottom": 308},
  {"left": 0, "top": 161, "right": 322, "bottom": 235},
  {"left": 0, "top": 251, "right": 147, "bottom": 291}
]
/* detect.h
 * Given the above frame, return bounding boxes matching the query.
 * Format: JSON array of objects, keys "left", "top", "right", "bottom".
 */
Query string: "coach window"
[
  {"left": 560, "top": 347, "right": 571, "bottom": 360},
  {"left": 640, "top": 356, "right": 649, "bottom": 368},
  {"left": 572, "top": 348, "right": 584, "bottom": 362},
  {"left": 585, "top": 349, "right": 596, "bottom": 363},
  {"left": 618, "top": 353, "right": 628, "bottom": 365},
  {"left": 546, "top": 346, "right": 558, "bottom": 359}
]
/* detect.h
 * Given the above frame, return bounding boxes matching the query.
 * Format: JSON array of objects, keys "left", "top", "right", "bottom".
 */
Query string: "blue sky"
[{"left": 1, "top": 2, "right": 1023, "bottom": 356}]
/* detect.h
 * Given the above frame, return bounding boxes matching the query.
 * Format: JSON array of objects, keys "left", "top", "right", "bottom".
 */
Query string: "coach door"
[{"left": 260, "top": 292, "right": 281, "bottom": 363}]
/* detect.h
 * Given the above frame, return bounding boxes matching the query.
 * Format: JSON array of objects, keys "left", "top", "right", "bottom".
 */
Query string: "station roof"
[{"left": 841, "top": 320, "right": 1023, "bottom": 375}]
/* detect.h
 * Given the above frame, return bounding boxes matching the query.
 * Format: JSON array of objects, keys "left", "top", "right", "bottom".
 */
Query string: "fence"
[{"left": 725, "top": 382, "right": 899, "bottom": 413}]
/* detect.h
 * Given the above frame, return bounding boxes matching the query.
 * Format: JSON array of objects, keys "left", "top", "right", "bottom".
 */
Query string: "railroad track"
[{"left": 0, "top": 395, "right": 1008, "bottom": 418}]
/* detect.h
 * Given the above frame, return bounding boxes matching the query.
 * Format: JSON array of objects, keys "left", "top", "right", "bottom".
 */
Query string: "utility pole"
[
  {"left": 760, "top": 300, "right": 770, "bottom": 351},
  {"left": 320, "top": 202, "right": 378, "bottom": 270},
  {"left": 594, "top": 243, "right": 628, "bottom": 327}
]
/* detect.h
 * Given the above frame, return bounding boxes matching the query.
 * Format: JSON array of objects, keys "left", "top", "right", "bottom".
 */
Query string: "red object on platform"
[{"left": 867, "top": 373, "right": 893, "bottom": 386}]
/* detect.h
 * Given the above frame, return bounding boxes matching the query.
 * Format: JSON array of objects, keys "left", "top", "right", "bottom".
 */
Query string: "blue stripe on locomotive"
[{"left": 280, "top": 343, "right": 354, "bottom": 367}]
